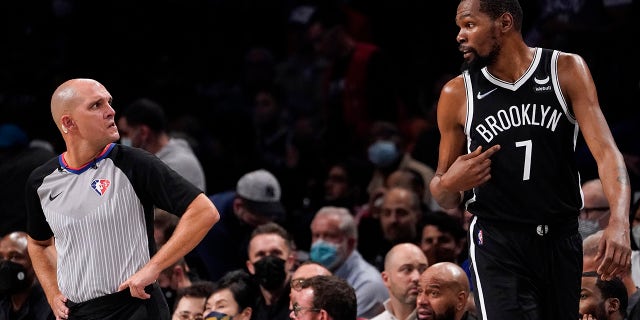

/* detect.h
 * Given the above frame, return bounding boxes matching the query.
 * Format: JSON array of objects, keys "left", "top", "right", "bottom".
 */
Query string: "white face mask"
[
  {"left": 578, "top": 218, "right": 601, "bottom": 239},
  {"left": 632, "top": 225, "right": 640, "bottom": 248},
  {"left": 120, "top": 137, "right": 132, "bottom": 147}
]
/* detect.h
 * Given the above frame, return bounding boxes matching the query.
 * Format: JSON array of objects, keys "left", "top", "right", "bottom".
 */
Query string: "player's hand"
[
  {"left": 596, "top": 220, "right": 631, "bottom": 280},
  {"left": 50, "top": 292, "right": 68, "bottom": 319},
  {"left": 441, "top": 145, "right": 500, "bottom": 192},
  {"left": 118, "top": 267, "right": 159, "bottom": 299}
]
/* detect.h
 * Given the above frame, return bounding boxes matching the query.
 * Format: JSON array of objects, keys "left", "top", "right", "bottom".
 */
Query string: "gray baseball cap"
[{"left": 236, "top": 169, "right": 285, "bottom": 219}]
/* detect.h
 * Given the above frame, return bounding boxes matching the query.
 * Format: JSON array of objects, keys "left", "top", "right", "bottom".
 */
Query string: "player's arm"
[
  {"left": 119, "top": 193, "right": 220, "bottom": 298},
  {"left": 28, "top": 236, "right": 68, "bottom": 319},
  {"left": 429, "top": 76, "right": 500, "bottom": 209},
  {"left": 559, "top": 52, "right": 631, "bottom": 279}
]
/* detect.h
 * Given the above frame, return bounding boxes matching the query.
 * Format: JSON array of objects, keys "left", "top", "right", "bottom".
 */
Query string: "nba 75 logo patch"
[{"left": 91, "top": 179, "right": 111, "bottom": 196}]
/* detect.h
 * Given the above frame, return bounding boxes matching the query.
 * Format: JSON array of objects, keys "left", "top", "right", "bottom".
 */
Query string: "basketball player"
[{"left": 429, "top": 0, "right": 631, "bottom": 319}]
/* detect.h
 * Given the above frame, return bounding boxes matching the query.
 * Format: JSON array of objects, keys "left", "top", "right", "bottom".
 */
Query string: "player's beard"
[{"left": 461, "top": 40, "right": 500, "bottom": 73}]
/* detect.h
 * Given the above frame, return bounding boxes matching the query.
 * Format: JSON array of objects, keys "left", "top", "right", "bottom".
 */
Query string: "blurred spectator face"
[
  {"left": 416, "top": 267, "right": 461, "bottom": 320},
  {"left": 308, "top": 23, "right": 341, "bottom": 58},
  {"left": 324, "top": 165, "right": 349, "bottom": 202},
  {"left": 204, "top": 288, "right": 250, "bottom": 320},
  {"left": 117, "top": 117, "right": 144, "bottom": 148},
  {"left": 380, "top": 188, "right": 420, "bottom": 243},
  {"left": 579, "top": 180, "right": 610, "bottom": 239},
  {"left": 247, "top": 233, "right": 291, "bottom": 265},
  {"left": 254, "top": 90, "right": 279, "bottom": 128},
  {"left": 289, "top": 286, "right": 320, "bottom": 320},
  {"left": 172, "top": 295, "right": 205, "bottom": 320},
  {"left": 382, "top": 244, "right": 428, "bottom": 306},
  {"left": 310, "top": 213, "right": 351, "bottom": 270},
  {"left": 0, "top": 232, "right": 34, "bottom": 295},
  {"left": 420, "top": 225, "right": 461, "bottom": 264},
  {"left": 246, "top": 233, "right": 293, "bottom": 291},
  {"left": 579, "top": 276, "right": 605, "bottom": 319}
]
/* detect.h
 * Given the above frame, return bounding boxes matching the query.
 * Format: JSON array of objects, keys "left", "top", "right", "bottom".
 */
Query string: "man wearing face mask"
[
  {"left": 0, "top": 231, "right": 54, "bottom": 320},
  {"left": 196, "top": 169, "right": 286, "bottom": 281},
  {"left": 310, "top": 206, "right": 388, "bottom": 318},
  {"left": 246, "top": 222, "right": 296, "bottom": 320},
  {"left": 579, "top": 178, "right": 612, "bottom": 239},
  {"left": 366, "top": 121, "right": 437, "bottom": 211}
]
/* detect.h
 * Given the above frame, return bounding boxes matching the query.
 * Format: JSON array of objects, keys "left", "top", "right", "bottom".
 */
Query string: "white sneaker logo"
[
  {"left": 534, "top": 76, "right": 549, "bottom": 85},
  {"left": 476, "top": 88, "right": 497, "bottom": 100}
]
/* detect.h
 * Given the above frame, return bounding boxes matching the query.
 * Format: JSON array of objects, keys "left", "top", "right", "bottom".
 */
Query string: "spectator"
[
  {"left": 580, "top": 271, "right": 627, "bottom": 320},
  {"left": 172, "top": 281, "right": 216, "bottom": 320},
  {"left": 366, "top": 121, "right": 436, "bottom": 210},
  {"left": 305, "top": 4, "right": 400, "bottom": 161},
  {"left": 372, "top": 243, "right": 429, "bottom": 320},
  {"left": 290, "top": 275, "right": 357, "bottom": 320},
  {"left": 196, "top": 169, "right": 285, "bottom": 281},
  {"left": 310, "top": 206, "right": 388, "bottom": 318},
  {"left": 204, "top": 269, "right": 258, "bottom": 320},
  {"left": 0, "top": 231, "right": 54, "bottom": 319},
  {"left": 246, "top": 222, "right": 295, "bottom": 320},
  {"left": 579, "top": 178, "right": 611, "bottom": 239},
  {"left": 419, "top": 211, "right": 467, "bottom": 266},
  {"left": 416, "top": 262, "right": 476, "bottom": 320},
  {"left": 155, "top": 208, "right": 180, "bottom": 248},
  {"left": 362, "top": 186, "right": 424, "bottom": 271},
  {"left": 0, "top": 123, "right": 55, "bottom": 236},
  {"left": 118, "top": 97, "right": 207, "bottom": 192},
  {"left": 583, "top": 230, "right": 640, "bottom": 319},
  {"left": 159, "top": 258, "right": 196, "bottom": 311}
]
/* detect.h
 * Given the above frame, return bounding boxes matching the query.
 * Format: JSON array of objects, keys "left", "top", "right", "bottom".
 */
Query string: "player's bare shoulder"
[
  {"left": 556, "top": 51, "right": 595, "bottom": 104},
  {"left": 437, "top": 74, "right": 467, "bottom": 126}
]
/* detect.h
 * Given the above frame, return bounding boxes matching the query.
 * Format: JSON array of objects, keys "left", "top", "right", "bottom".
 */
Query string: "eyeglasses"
[
  {"left": 173, "top": 311, "right": 204, "bottom": 320},
  {"left": 579, "top": 207, "right": 610, "bottom": 219},
  {"left": 292, "top": 303, "right": 321, "bottom": 317},
  {"left": 291, "top": 278, "right": 306, "bottom": 291}
]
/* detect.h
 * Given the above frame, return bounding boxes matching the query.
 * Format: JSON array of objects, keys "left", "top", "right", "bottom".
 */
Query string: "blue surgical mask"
[
  {"left": 205, "top": 310, "right": 233, "bottom": 320},
  {"left": 368, "top": 140, "right": 400, "bottom": 168},
  {"left": 120, "top": 137, "right": 132, "bottom": 147},
  {"left": 309, "top": 240, "right": 339, "bottom": 269}
]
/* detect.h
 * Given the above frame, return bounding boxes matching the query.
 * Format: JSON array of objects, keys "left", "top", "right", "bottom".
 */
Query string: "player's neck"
[{"left": 487, "top": 44, "right": 534, "bottom": 83}]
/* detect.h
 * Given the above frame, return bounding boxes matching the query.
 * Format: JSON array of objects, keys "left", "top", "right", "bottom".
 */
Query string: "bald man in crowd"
[{"left": 416, "top": 262, "right": 476, "bottom": 320}]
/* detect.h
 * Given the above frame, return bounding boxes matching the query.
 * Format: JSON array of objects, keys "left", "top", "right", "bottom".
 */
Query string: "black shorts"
[
  {"left": 468, "top": 217, "right": 582, "bottom": 320},
  {"left": 66, "top": 283, "right": 170, "bottom": 320}
]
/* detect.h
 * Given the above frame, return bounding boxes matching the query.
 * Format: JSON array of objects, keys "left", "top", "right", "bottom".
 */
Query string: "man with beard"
[
  {"left": 429, "top": 0, "right": 630, "bottom": 319},
  {"left": 363, "top": 187, "right": 425, "bottom": 271},
  {"left": 416, "top": 262, "right": 475, "bottom": 320},
  {"left": 309, "top": 206, "right": 388, "bottom": 318},
  {"left": 580, "top": 271, "right": 627, "bottom": 320},
  {"left": 0, "top": 231, "right": 54, "bottom": 319},
  {"left": 372, "top": 243, "right": 429, "bottom": 320},
  {"left": 246, "top": 222, "right": 295, "bottom": 320}
]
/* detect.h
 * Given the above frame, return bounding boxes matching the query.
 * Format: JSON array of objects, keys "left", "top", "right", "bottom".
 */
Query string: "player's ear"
[{"left": 499, "top": 12, "right": 514, "bottom": 32}]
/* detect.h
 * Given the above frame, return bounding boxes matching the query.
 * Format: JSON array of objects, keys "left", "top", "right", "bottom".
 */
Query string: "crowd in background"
[{"left": 2, "top": 0, "right": 640, "bottom": 319}]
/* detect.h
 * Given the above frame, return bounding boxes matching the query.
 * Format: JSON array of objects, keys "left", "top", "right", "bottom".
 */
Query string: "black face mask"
[
  {"left": 161, "top": 286, "right": 177, "bottom": 310},
  {"left": 253, "top": 255, "right": 287, "bottom": 291},
  {"left": 0, "top": 260, "right": 30, "bottom": 294}
]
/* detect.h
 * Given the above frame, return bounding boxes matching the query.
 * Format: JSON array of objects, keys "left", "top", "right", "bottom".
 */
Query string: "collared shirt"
[
  {"left": 334, "top": 250, "right": 388, "bottom": 318},
  {"left": 370, "top": 299, "right": 417, "bottom": 320}
]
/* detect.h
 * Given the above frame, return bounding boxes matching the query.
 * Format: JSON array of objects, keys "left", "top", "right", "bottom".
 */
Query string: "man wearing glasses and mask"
[{"left": 579, "top": 179, "right": 611, "bottom": 239}]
